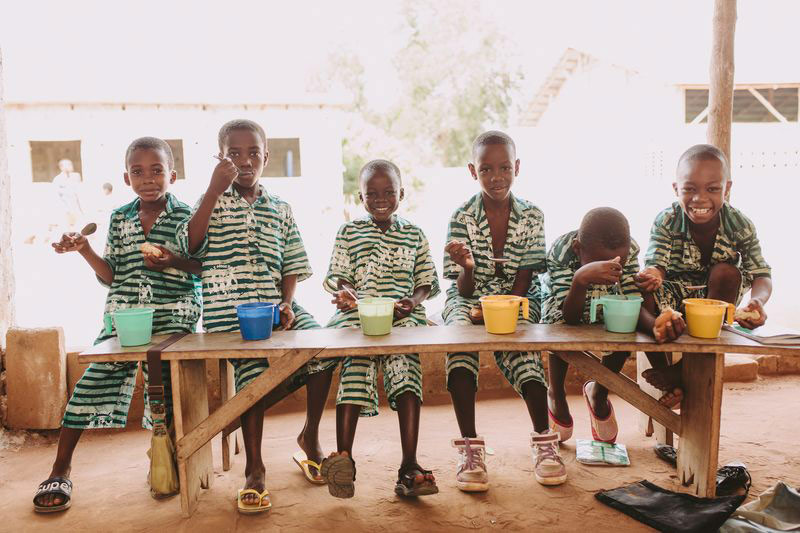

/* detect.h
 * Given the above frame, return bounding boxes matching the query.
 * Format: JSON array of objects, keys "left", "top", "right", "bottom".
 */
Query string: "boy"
[
  {"left": 543, "top": 208, "right": 685, "bottom": 444},
  {"left": 320, "top": 159, "right": 439, "bottom": 499},
  {"left": 183, "top": 119, "right": 336, "bottom": 513},
  {"left": 636, "top": 144, "right": 772, "bottom": 406},
  {"left": 443, "top": 130, "right": 564, "bottom": 488},
  {"left": 33, "top": 137, "right": 202, "bottom": 512}
]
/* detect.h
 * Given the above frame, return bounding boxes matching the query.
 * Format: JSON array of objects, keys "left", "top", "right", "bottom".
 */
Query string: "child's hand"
[
  {"left": 574, "top": 257, "right": 622, "bottom": 287},
  {"left": 634, "top": 267, "right": 664, "bottom": 293},
  {"left": 142, "top": 245, "right": 175, "bottom": 271},
  {"left": 445, "top": 240, "right": 475, "bottom": 270},
  {"left": 331, "top": 289, "right": 358, "bottom": 311},
  {"left": 736, "top": 299, "right": 766, "bottom": 329},
  {"left": 469, "top": 305, "right": 484, "bottom": 325},
  {"left": 653, "top": 307, "right": 686, "bottom": 343},
  {"left": 394, "top": 298, "right": 415, "bottom": 319},
  {"left": 279, "top": 302, "right": 295, "bottom": 329},
  {"left": 208, "top": 156, "right": 238, "bottom": 196},
  {"left": 52, "top": 232, "right": 87, "bottom": 254}
]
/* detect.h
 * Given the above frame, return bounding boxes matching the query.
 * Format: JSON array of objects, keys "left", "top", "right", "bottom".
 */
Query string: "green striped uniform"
[
  {"left": 541, "top": 230, "right": 642, "bottom": 325},
  {"left": 63, "top": 193, "right": 200, "bottom": 429},
  {"left": 181, "top": 184, "right": 333, "bottom": 392},
  {"left": 644, "top": 202, "right": 771, "bottom": 312},
  {"left": 442, "top": 193, "right": 547, "bottom": 393},
  {"left": 325, "top": 215, "right": 440, "bottom": 416}
]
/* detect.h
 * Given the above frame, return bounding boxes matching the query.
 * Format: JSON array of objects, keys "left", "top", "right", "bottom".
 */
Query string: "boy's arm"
[
  {"left": 172, "top": 256, "right": 202, "bottom": 277},
  {"left": 510, "top": 268, "right": 533, "bottom": 297},
  {"left": 53, "top": 232, "right": 114, "bottom": 285},
  {"left": 278, "top": 274, "right": 299, "bottom": 328},
  {"left": 187, "top": 157, "right": 238, "bottom": 254},
  {"left": 561, "top": 277, "right": 589, "bottom": 325},
  {"left": 737, "top": 276, "right": 772, "bottom": 329}
]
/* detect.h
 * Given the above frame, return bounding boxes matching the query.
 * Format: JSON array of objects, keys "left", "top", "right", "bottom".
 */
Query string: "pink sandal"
[
  {"left": 583, "top": 381, "right": 618, "bottom": 443},
  {"left": 548, "top": 408, "right": 573, "bottom": 443}
]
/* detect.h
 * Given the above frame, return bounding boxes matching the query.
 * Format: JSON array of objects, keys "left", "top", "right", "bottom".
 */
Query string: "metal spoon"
[
  {"left": 616, "top": 281, "right": 627, "bottom": 299},
  {"left": 80, "top": 222, "right": 97, "bottom": 236},
  {"left": 686, "top": 284, "right": 707, "bottom": 291},
  {"left": 484, "top": 254, "right": 510, "bottom": 264}
]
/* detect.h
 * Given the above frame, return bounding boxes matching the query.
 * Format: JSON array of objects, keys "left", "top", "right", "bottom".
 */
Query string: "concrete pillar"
[
  {"left": 5, "top": 327, "right": 68, "bottom": 429},
  {"left": 0, "top": 47, "right": 14, "bottom": 350}
]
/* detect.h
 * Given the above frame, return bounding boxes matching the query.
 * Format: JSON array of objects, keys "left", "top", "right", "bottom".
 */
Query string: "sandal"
[
  {"left": 548, "top": 407, "right": 573, "bottom": 443},
  {"left": 583, "top": 381, "right": 618, "bottom": 443},
  {"left": 33, "top": 477, "right": 73, "bottom": 513},
  {"left": 395, "top": 463, "right": 439, "bottom": 497},
  {"left": 654, "top": 443, "right": 677, "bottom": 466},
  {"left": 293, "top": 450, "right": 325, "bottom": 485},
  {"left": 320, "top": 452, "right": 356, "bottom": 499},
  {"left": 237, "top": 488, "right": 271, "bottom": 514},
  {"left": 716, "top": 462, "right": 751, "bottom": 497}
]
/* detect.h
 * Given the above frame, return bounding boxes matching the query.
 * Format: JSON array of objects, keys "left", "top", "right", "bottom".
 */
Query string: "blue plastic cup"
[{"left": 236, "top": 302, "right": 280, "bottom": 341}]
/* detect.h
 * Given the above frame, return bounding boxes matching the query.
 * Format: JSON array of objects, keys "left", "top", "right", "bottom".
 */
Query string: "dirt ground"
[{"left": 1, "top": 376, "right": 799, "bottom": 533}]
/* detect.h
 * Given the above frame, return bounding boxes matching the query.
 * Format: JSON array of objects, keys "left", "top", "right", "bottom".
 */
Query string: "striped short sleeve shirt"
[
  {"left": 443, "top": 193, "right": 546, "bottom": 299},
  {"left": 324, "top": 215, "right": 440, "bottom": 328},
  {"left": 97, "top": 193, "right": 201, "bottom": 343},
  {"left": 644, "top": 202, "right": 771, "bottom": 283},
  {"left": 188, "top": 184, "right": 313, "bottom": 333},
  {"left": 541, "top": 230, "right": 641, "bottom": 324}
]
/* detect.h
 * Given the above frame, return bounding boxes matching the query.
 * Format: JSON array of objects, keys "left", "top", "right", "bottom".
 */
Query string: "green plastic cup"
[
  {"left": 357, "top": 297, "right": 395, "bottom": 336},
  {"left": 104, "top": 308, "right": 155, "bottom": 346},
  {"left": 589, "top": 295, "right": 643, "bottom": 333}
]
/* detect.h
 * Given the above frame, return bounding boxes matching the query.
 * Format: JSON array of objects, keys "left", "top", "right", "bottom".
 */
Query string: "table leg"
[
  {"left": 636, "top": 351, "right": 674, "bottom": 445},
  {"left": 170, "top": 359, "right": 213, "bottom": 518},
  {"left": 677, "top": 352, "right": 723, "bottom": 497},
  {"left": 218, "top": 360, "right": 240, "bottom": 471}
]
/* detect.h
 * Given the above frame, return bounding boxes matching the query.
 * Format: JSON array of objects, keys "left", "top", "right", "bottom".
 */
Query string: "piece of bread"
[
  {"left": 470, "top": 306, "right": 483, "bottom": 321},
  {"left": 734, "top": 308, "right": 760, "bottom": 321},
  {"left": 140, "top": 242, "right": 163, "bottom": 258},
  {"left": 653, "top": 307, "right": 683, "bottom": 341}
]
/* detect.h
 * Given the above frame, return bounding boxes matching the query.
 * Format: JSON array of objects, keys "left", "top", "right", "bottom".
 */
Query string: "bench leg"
[
  {"left": 636, "top": 351, "right": 674, "bottom": 445},
  {"left": 218, "top": 360, "right": 241, "bottom": 472},
  {"left": 677, "top": 352, "right": 723, "bottom": 497},
  {"left": 171, "top": 359, "right": 213, "bottom": 518}
]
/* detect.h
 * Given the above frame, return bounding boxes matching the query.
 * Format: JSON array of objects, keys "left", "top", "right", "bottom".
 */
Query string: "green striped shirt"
[
  {"left": 97, "top": 193, "right": 201, "bottom": 344},
  {"left": 187, "top": 185, "right": 312, "bottom": 333},
  {"left": 443, "top": 193, "right": 546, "bottom": 303},
  {"left": 644, "top": 202, "right": 771, "bottom": 284},
  {"left": 541, "top": 230, "right": 641, "bottom": 324},
  {"left": 324, "top": 215, "right": 440, "bottom": 328}
]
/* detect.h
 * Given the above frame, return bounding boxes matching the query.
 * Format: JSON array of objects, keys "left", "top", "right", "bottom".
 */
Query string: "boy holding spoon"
[
  {"left": 442, "top": 131, "right": 564, "bottom": 488},
  {"left": 34, "top": 137, "right": 202, "bottom": 513}
]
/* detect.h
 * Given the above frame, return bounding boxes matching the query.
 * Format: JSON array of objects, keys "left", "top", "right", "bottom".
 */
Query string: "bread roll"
[{"left": 140, "top": 242, "right": 163, "bottom": 258}]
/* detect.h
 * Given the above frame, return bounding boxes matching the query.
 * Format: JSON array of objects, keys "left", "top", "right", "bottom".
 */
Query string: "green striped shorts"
[
  {"left": 444, "top": 306, "right": 546, "bottom": 395},
  {"left": 336, "top": 353, "right": 423, "bottom": 417},
  {"left": 62, "top": 361, "right": 172, "bottom": 430},
  {"left": 230, "top": 304, "right": 337, "bottom": 393}
]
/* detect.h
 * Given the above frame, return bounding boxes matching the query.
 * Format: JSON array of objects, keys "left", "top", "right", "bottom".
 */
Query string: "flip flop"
[
  {"left": 237, "top": 488, "right": 272, "bottom": 514},
  {"left": 293, "top": 450, "right": 326, "bottom": 485},
  {"left": 583, "top": 381, "right": 618, "bottom": 443},
  {"left": 548, "top": 407, "right": 574, "bottom": 443}
]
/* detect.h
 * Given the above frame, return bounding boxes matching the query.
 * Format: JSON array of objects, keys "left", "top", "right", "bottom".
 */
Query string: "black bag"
[{"left": 596, "top": 480, "right": 746, "bottom": 533}]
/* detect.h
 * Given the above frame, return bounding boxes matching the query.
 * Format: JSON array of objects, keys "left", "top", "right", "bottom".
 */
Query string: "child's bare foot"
[
  {"left": 659, "top": 388, "right": 683, "bottom": 408},
  {"left": 241, "top": 466, "right": 266, "bottom": 506},
  {"left": 296, "top": 432, "right": 324, "bottom": 480},
  {"left": 546, "top": 390, "right": 572, "bottom": 425},
  {"left": 642, "top": 362, "right": 684, "bottom": 408}
]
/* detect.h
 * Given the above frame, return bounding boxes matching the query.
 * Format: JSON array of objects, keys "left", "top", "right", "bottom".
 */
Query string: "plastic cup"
[
  {"left": 590, "top": 295, "right": 643, "bottom": 333},
  {"left": 357, "top": 297, "right": 395, "bottom": 336},
  {"left": 479, "top": 295, "right": 529, "bottom": 334},
  {"left": 236, "top": 302, "right": 280, "bottom": 341},
  {"left": 104, "top": 308, "right": 155, "bottom": 346},
  {"left": 684, "top": 298, "right": 734, "bottom": 338}
]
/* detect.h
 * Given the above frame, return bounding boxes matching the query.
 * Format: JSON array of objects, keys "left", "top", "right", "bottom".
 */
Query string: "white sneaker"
[
  {"left": 531, "top": 430, "right": 567, "bottom": 486},
  {"left": 452, "top": 436, "right": 489, "bottom": 492}
]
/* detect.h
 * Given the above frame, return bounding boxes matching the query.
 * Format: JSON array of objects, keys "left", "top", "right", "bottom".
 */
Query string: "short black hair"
[
  {"left": 472, "top": 130, "right": 516, "bottom": 161},
  {"left": 125, "top": 137, "right": 174, "bottom": 170},
  {"left": 359, "top": 159, "right": 402, "bottom": 187},
  {"left": 218, "top": 119, "right": 268, "bottom": 151},
  {"left": 677, "top": 143, "right": 730, "bottom": 180},
  {"left": 578, "top": 207, "right": 631, "bottom": 250}
]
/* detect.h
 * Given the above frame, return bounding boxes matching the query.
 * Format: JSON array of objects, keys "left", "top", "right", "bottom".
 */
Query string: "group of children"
[{"left": 33, "top": 120, "right": 772, "bottom": 515}]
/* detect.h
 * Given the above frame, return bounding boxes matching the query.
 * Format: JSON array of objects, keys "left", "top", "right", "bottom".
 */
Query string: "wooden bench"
[{"left": 79, "top": 324, "right": 800, "bottom": 517}]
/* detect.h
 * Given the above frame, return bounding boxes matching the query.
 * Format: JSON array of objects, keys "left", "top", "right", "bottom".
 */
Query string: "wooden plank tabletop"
[{"left": 78, "top": 324, "right": 800, "bottom": 363}]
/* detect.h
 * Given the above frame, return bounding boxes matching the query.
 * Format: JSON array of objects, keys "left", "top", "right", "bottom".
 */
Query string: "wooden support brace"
[
  {"left": 557, "top": 351, "right": 681, "bottom": 435},
  {"left": 176, "top": 348, "right": 322, "bottom": 461}
]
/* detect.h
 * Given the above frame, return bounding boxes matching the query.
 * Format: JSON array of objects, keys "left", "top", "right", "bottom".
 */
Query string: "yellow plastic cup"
[
  {"left": 479, "top": 295, "right": 529, "bottom": 334},
  {"left": 684, "top": 298, "right": 735, "bottom": 339}
]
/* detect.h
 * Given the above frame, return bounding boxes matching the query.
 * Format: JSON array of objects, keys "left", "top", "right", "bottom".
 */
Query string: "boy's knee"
[{"left": 708, "top": 263, "right": 741, "bottom": 291}]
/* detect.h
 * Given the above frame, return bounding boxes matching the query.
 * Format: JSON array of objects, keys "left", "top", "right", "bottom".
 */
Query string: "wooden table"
[{"left": 79, "top": 324, "right": 800, "bottom": 517}]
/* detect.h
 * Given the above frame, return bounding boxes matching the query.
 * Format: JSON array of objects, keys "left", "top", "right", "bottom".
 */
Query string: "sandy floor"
[{"left": 2, "top": 376, "right": 799, "bottom": 533}]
